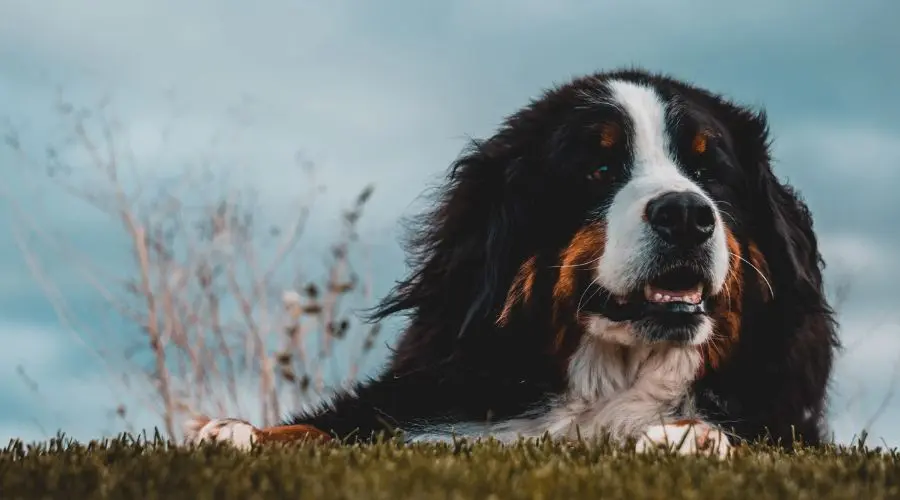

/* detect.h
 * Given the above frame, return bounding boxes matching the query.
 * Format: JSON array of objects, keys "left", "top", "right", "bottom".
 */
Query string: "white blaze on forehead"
[
  {"left": 607, "top": 81, "right": 672, "bottom": 168},
  {"left": 605, "top": 80, "right": 697, "bottom": 192}
]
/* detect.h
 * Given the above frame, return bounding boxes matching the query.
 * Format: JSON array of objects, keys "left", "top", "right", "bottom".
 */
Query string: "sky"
[{"left": 0, "top": 0, "right": 898, "bottom": 446}]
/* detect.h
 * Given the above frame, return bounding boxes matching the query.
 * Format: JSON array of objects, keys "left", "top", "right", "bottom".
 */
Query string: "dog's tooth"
[{"left": 644, "top": 285, "right": 706, "bottom": 305}]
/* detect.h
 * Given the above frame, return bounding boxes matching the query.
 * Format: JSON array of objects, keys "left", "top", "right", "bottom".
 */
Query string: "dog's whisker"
[
  {"left": 576, "top": 276, "right": 604, "bottom": 314},
  {"left": 729, "top": 251, "right": 775, "bottom": 299},
  {"left": 551, "top": 254, "right": 603, "bottom": 269}
]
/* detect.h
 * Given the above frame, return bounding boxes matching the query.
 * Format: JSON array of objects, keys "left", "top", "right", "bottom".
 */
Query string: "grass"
[{"left": 1, "top": 433, "right": 899, "bottom": 499}]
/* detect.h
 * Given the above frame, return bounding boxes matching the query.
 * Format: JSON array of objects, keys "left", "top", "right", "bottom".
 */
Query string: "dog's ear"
[
  {"left": 756, "top": 160, "right": 823, "bottom": 299},
  {"left": 727, "top": 107, "right": 825, "bottom": 303},
  {"left": 368, "top": 133, "right": 530, "bottom": 338}
]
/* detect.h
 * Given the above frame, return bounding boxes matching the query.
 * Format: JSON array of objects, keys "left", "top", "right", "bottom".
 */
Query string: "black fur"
[{"left": 286, "top": 68, "right": 840, "bottom": 448}]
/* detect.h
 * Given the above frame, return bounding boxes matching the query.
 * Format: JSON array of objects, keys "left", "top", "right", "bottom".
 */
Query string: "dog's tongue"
[{"left": 643, "top": 283, "right": 704, "bottom": 305}]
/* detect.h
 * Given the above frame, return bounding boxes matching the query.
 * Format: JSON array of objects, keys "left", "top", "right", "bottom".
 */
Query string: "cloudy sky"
[{"left": 1, "top": 0, "right": 898, "bottom": 446}]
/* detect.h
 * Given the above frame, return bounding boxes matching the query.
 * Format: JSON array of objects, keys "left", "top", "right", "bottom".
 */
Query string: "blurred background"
[{"left": 1, "top": 0, "right": 897, "bottom": 446}]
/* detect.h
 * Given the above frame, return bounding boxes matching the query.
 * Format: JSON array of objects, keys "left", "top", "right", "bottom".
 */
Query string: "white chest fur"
[
  {"left": 552, "top": 334, "right": 702, "bottom": 439},
  {"left": 409, "top": 330, "right": 702, "bottom": 444}
]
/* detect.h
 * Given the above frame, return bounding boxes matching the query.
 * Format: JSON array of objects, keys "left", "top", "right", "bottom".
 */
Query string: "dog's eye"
[
  {"left": 689, "top": 157, "right": 711, "bottom": 180},
  {"left": 690, "top": 164, "right": 708, "bottom": 180},
  {"left": 586, "top": 164, "right": 612, "bottom": 182}
]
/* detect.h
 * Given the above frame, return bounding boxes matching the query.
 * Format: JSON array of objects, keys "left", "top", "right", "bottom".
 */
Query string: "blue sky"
[{"left": 1, "top": 0, "right": 898, "bottom": 446}]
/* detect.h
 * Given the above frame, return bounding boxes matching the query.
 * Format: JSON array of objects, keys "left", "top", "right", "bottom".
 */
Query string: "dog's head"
[{"left": 373, "top": 68, "right": 825, "bottom": 367}]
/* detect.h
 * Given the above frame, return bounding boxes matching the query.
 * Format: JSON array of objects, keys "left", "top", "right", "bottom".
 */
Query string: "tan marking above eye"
[
  {"left": 692, "top": 130, "right": 711, "bottom": 154},
  {"left": 600, "top": 122, "right": 620, "bottom": 148}
]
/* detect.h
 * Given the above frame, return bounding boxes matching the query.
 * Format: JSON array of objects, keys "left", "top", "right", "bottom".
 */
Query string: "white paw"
[
  {"left": 635, "top": 421, "right": 732, "bottom": 458},
  {"left": 183, "top": 416, "right": 259, "bottom": 450}
]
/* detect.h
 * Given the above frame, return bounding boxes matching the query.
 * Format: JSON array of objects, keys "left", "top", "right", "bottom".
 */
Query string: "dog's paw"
[
  {"left": 635, "top": 420, "right": 732, "bottom": 458},
  {"left": 183, "top": 415, "right": 259, "bottom": 450}
]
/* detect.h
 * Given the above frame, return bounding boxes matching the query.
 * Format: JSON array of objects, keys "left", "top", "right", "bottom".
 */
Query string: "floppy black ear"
[
  {"left": 368, "top": 134, "right": 529, "bottom": 338},
  {"left": 755, "top": 162, "right": 824, "bottom": 301},
  {"left": 728, "top": 108, "right": 825, "bottom": 305}
]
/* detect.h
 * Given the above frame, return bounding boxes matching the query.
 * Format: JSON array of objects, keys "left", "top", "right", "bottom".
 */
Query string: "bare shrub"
[{"left": 2, "top": 92, "right": 379, "bottom": 441}]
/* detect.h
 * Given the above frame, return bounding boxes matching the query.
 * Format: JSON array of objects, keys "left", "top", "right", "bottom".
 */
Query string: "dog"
[{"left": 184, "top": 68, "right": 839, "bottom": 457}]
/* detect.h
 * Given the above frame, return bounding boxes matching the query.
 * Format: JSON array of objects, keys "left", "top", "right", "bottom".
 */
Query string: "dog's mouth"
[{"left": 583, "top": 266, "right": 713, "bottom": 322}]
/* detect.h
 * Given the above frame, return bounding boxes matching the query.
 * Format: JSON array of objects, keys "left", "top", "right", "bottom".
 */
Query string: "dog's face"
[
  {"left": 575, "top": 80, "right": 735, "bottom": 346},
  {"left": 486, "top": 72, "right": 769, "bottom": 351},
  {"left": 376, "top": 69, "right": 822, "bottom": 366}
]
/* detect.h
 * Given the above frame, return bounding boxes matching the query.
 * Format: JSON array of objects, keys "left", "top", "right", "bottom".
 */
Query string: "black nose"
[{"left": 645, "top": 191, "right": 716, "bottom": 247}]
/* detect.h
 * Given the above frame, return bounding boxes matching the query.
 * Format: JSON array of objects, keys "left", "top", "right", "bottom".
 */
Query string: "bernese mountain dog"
[{"left": 185, "top": 68, "right": 839, "bottom": 456}]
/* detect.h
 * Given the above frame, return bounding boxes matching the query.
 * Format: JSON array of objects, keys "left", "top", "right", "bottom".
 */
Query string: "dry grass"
[{"left": 2, "top": 433, "right": 899, "bottom": 499}]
